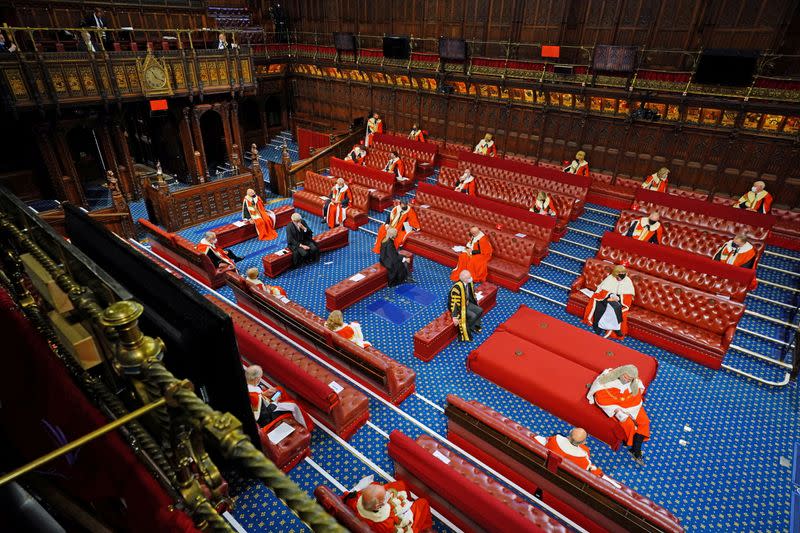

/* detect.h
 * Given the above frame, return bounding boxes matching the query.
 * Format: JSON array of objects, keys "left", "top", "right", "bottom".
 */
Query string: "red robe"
[
  {"left": 713, "top": 240, "right": 756, "bottom": 268},
  {"left": 625, "top": 216, "right": 663, "bottom": 244},
  {"left": 196, "top": 239, "right": 236, "bottom": 269},
  {"left": 641, "top": 173, "right": 668, "bottom": 193},
  {"left": 372, "top": 206, "right": 420, "bottom": 253},
  {"left": 583, "top": 274, "right": 635, "bottom": 339},
  {"left": 242, "top": 194, "right": 277, "bottom": 241},
  {"left": 345, "top": 481, "right": 433, "bottom": 533},
  {"left": 530, "top": 193, "right": 557, "bottom": 216},
  {"left": 323, "top": 184, "right": 352, "bottom": 228},
  {"left": 454, "top": 175, "right": 476, "bottom": 195},
  {"left": 545, "top": 435, "right": 603, "bottom": 476},
  {"left": 246, "top": 277, "right": 287, "bottom": 296},
  {"left": 735, "top": 190, "right": 773, "bottom": 213},
  {"left": 450, "top": 232, "right": 493, "bottom": 282},
  {"left": 345, "top": 145, "right": 367, "bottom": 165},
  {"left": 365, "top": 118, "right": 384, "bottom": 147},
  {"left": 564, "top": 159, "right": 590, "bottom": 177},
  {"left": 408, "top": 128, "right": 427, "bottom": 142},
  {"left": 384, "top": 157, "right": 407, "bottom": 180},
  {"left": 588, "top": 374, "right": 650, "bottom": 447},
  {"left": 474, "top": 139, "right": 497, "bottom": 157}
]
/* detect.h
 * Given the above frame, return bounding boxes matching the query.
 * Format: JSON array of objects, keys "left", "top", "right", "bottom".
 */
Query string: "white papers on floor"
[
  {"left": 349, "top": 273, "right": 366, "bottom": 282},
  {"left": 580, "top": 288, "right": 595, "bottom": 298},
  {"left": 267, "top": 422, "right": 295, "bottom": 444}
]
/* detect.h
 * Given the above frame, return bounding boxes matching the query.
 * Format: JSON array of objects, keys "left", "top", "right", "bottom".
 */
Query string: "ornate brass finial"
[{"left": 101, "top": 301, "right": 164, "bottom": 375}]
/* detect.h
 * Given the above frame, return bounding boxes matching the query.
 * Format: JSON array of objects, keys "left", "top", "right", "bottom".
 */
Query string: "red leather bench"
[
  {"left": 587, "top": 179, "right": 637, "bottom": 211},
  {"left": 615, "top": 210, "right": 766, "bottom": 266},
  {"left": 413, "top": 282, "right": 498, "bottom": 362},
  {"left": 325, "top": 252, "right": 413, "bottom": 311},
  {"left": 365, "top": 148, "right": 418, "bottom": 195},
  {"left": 614, "top": 177, "right": 709, "bottom": 201},
  {"left": 632, "top": 189, "right": 774, "bottom": 242},
  {"left": 208, "top": 294, "right": 370, "bottom": 440},
  {"left": 210, "top": 204, "right": 295, "bottom": 248},
  {"left": 388, "top": 431, "right": 569, "bottom": 532},
  {"left": 438, "top": 166, "right": 573, "bottom": 239},
  {"left": 261, "top": 226, "right": 349, "bottom": 278},
  {"left": 404, "top": 207, "right": 537, "bottom": 291},
  {"left": 372, "top": 132, "right": 439, "bottom": 178},
  {"left": 416, "top": 183, "right": 555, "bottom": 255},
  {"left": 468, "top": 306, "right": 657, "bottom": 449},
  {"left": 138, "top": 218, "right": 236, "bottom": 289},
  {"left": 567, "top": 258, "right": 745, "bottom": 369},
  {"left": 330, "top": 157, "right": 396, "bottom": 211},
  {"left": 225, "top": 274, "right": 416, "bottom": 405},
  {"left": 445, "top": 395, "right": 685, "bottom": 533},
  {"left": 712, "top": 194, "right": 800, "bottom": 250},
  {"left": 313, "top": 486, "right": 373, "bottom": 533},
  {"left": 597, "top": 232, "right": 755, "bottom": 301},
  {"left": 257, "top": 413, "right": 311, "bottom": 472},
  {"left": 294, "top": 171, "right": 369, "bottom": 230}
]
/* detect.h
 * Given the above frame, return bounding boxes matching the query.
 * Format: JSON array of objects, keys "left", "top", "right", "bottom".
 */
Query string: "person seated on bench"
[
  {"left": 641, "top": 167, "right": 669, "bottom": 192},
  {"left": 454, "top": 168, "right": 476, "bottom": 195},
  {"left": 474, "top": 133, "right": 497, "bottom": 157},
  {"left": 563, "top": 150, "right": 590, "bottom": 176},
  {"left": 529, "top": 190, "right": 557, "bottom": 217},
  {"left": 344, "top": 144, "right": 367, "bottom": 166},
  {"left": 325, "top": 310, "right": 372, "bottom": 348},
  {"left": 242, "top": 188, "right": 278, "bottom": 241},
  {"left": 245, "top": 268, "right": 287, "bottom": 297},
  {"left": 713, "top": 233, "right": 756, "bottom": 268},
  {"left": 344, "top": 476, "right": 434, "bottom": 533},
  {"left": 245, "top": 365, "right": 309, "bottom": 429},
  {"left": 587, "top": 365, "right": 650, "bottom": 466},
  {"left": 625, "top": 211, "right": 663, "bottom": 244},
  {"left": 408, "top": 123, "right": 427, "bottom": 142},
  {"left": 323, "top": 178, "right": 352, "bottom": 229},
  {"left": 383, "top": 151, "right": 408, "bottom": 182},
  {"left": 196, "top": 231, "right": 243, "bottom": 268},
  {"left": 734, "top": 180, "right": 773, "bottom": 213},
  {"left": 286, "top": 213, "right": 320, "bottom": 266},
  {"left": 545, "top": 427, "right": 603, "bottom": 477},
  {"left": 380, "top": 228, "right": 413, "bottom": 287},
  {"left": 372, "top": 200, "right": 420, "bottom": 253},
  {"left": 450, "top": 226, "right": 492, "bottom": 283},
  {"left": 583, "top": 264, "right": 635, "bottom": 340},
  {"left": 450, "top": 270, "right": 482, "bottom": 342}
]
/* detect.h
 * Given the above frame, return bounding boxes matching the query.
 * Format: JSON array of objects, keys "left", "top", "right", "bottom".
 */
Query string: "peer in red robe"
[
  {"left": 344, "top": 479, "right": 433, "bottom": 533},
  {"left": 245, "top": 267, "right": 287, "bottom": 296},
  {"left": 641, "top": 168, "right": 669, "bottom": 193},
  {"left": 344, "top": 144, "right": 367, "bottom": 165},
  {"left": 242, "top": 189, "right": 277, "bottom": 241},
  {"left": 583, "top": 265, "right": 635, "bottom": 339},
  {"left": 383, "top": 152, "right": 408, "bottom": 182},
  {"left": 322, "top": 178, "right": 352, "bottom": 228},
  {"left": 545, "top": 428, "right": 603, "bottom": 476},
  {"left": 563, "top": 150, "right": 590, "bottom": 176},
  {"left": 735, "top": 181, "right": 773, "bottom": 213},
  {"left": 450, "top": 227, "right": 493, "bottom": 283},
  {"left": 587, "top": 365, "right": 650, "bottom": 465},
  {"left": 365, "top": 113, "right": 384, "bottom": 147},
  {"left": 196, "top": 232, "right": 238, "bottom": 269},
  {"left": 625, "top": 212, "right": 663, "bottom": 244},
  {"left": 454, "top": 169, "right": 476, "bottom": 195},
  {"left": 473, "top": 133, "right": 497, "bottom": 157},
  {"left": 325, "top": 310, "right": 372, "bottom": 348},
  {"left": 408, "top": 124, "right": 427, "bottom": 142},
  {"left": 245, "top": 365, "right": 312, "bottom": 431},
  {"left": 530, "top": 191, "right": 557, "bottom": 216},
  {"left": 713, "top": 234, "right": 756, "bottom": 268},
  {"left": 372, "top": 201, "right": 420, "bottom": 253}
]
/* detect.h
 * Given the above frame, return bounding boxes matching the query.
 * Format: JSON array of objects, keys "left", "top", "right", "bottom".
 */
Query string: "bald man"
[
  {"left": 545, "top": 428, "right": 603, "bottom": 476},
  {"left": 735, "top": 180, "right": 773, "bottom": 213},
  {"left": 345, "top": 479, "right": 433, "bottom": 533},
  {"left": 286, "top": 213, "right": 319, "bottom": 266},
  {"left": 449, "top": 269, "right": 482, "bottom": 342}
]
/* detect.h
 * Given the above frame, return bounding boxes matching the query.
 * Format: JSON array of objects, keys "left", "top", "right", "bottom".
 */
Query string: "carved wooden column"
[
  {"left": 194, "top": 151, "right": 205, "bottom": 182},
  {"left": 35, "top": 127, "right": 69, "bottom": 202},
  {"left": 220, "top": 102, "right": 235, "bottom": 167},
  {"left": 190, "top": 106, "right": 209, "bottom": 180},
  {"left": 53, "top": 128, "right": 87, "bottom": 207},
  {"left": 250, "top": 143, "right": 265, "bottom": 198},
  {"left": 230, "top": 100, "right": 245, "bottom": 164},
  {"left": 105, "top": 170, "right": 135, "bottom": 238},
  {"left": 112, "top": 121, "right": 139, "bottom": 199},
  {"left": 98, "top": 123, "right": 121, "bottom": 192},
  {"left": 180, "top": 107, "right": 199, "bottom": 183}
]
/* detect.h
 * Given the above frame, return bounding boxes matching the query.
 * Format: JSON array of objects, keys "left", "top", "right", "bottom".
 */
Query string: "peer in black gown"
[
  {"left": 286, "top": 213, "right": 319, "bottom": 266},
  {"left": 379, "top": 227, "right": 410, "bottom": 287}
]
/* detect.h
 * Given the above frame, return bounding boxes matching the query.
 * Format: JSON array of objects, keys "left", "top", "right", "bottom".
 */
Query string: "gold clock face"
[{"left": 144, "top": 65, "right": 167, "bottom": 89}]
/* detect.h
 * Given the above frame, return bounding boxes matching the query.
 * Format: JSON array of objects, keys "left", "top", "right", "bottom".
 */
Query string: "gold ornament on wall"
[{"left": 137, "top": 52, "right": 173, "bottom": 96}]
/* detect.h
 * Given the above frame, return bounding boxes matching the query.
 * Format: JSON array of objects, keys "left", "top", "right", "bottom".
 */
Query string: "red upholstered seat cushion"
[
  {"left": 468, "top": 331, "right": 628, "bottom": 448},
  {"left": 388, "top": 431, "right": 569, "bottom": 532},
  {"left": 258, "top": 414, "right": 311, "bottom": 472},
  {"left": 325, "top": 263, "right": 389, "bottom": 310}
]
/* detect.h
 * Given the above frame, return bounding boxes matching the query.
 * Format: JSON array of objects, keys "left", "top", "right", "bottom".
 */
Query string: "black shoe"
[
  {"left": 473, "top": 325, "right": 482, "bottom": 333},
  {"left": 628, "top": 449, "right": 645, "bottom": 466}
]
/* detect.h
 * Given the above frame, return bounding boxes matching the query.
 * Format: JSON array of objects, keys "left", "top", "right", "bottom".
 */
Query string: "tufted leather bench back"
[
  {"left": 416, "top": 207, "right": 536, "bottom": 265},
  {"left": 372, "top": 141, "right": 435, "bottom": 165},
  {"left": 582, "top": 259, "right": 743, "bottom": 335},
  {"left": 416, "top": 189, "right": 552, "bottom": 245},
  {"left": 302, "top": 170, "right": 333, "bottom": 196},
  {"left": 597, "top": 245, "right": 749, "bottom": 301},
  {"left": 632, "top": 202, "right": 770, "bottom": 240},
  {"left": 365, "top": 148, "right": 418, "bottom": 178},
  {"left": 615, "top": 210, "right": 765, "bottom": 259}
]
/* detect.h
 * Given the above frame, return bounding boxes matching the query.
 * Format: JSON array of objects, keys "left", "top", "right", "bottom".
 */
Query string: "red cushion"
[{"left": 258, "top": 414, "right": 311, "bottom": 472}]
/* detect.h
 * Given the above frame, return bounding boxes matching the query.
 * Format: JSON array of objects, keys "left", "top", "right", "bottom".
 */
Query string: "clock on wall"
[
  {"left": 136, "top": 53, "right": 173, "bottom": 96},
  {"left": 144, "top": 64, "right": 167, "bottom": 90}
]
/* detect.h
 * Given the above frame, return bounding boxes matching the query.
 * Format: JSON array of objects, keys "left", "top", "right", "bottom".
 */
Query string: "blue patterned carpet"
[{"left": 131, "top": 133, "right": 799, "bottom": 533}]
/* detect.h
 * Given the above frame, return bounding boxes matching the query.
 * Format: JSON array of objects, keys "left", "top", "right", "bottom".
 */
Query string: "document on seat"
[
  {"left": 601, "top": 475, "right": 622, "bottom": 489},
  {"left": 233, "top": 220, "right": 248, "bottom": 227},
  {"left": 279, "top": 296, "right": 290, "bottom": 303},
  {"left": 349, "top": 273, "right": 366, "bottom": 282},
  {"left": 397, "top": 176, "right": 409, "bottom": 182},
  {"left": 475, "top": 291, "right": 484, "bottom": 301},
  {"left": 452, "top": 246, "right": 466, "bottom": 253},
  {"left": 274, "top": 249, "right": 288, "bottom": 256},
  {"left": 533, "top": 435, "right": 547, "bottom": 446},
  {"left": 432, "top": 450, "right": 451, "bottom": 464},
  {"left": 328, "top": 381, "right": 344, "bottom": 394},
  {"left": 319, "top": 195, "right": 330, "bottom": 200},
  {"left": 515, "top": 233, "right": 527, "bottom": 238},
  {"left": 580, "top": 288, "right": 595, "bottom": 298},
  {"left": 267, "top": 422, "right": 295, "bottom": 444},
  {"left": 419, "top": 204, "right": 430, "bottom": 209}
]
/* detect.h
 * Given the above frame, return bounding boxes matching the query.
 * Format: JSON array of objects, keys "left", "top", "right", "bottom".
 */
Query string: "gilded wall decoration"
[{"left": 4, "top": 70, "right": 28, "bottom": 99}]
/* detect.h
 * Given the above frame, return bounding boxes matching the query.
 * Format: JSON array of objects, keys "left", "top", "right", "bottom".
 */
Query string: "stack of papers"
[
  {"left": 274, "top": 249, "right": 287, "bottom": 256},
  {"left": 267, "top": 422, "right": 295, "bottom": 444},
  {"left": 349, "top": 273, "right": 366, "bottom": 282},
  {"left": 233, "top": 220, "right": 248, "bottom": 227}
]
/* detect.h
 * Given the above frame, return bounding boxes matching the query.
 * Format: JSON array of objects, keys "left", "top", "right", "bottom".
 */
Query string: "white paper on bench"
[
  {"left": 452, "top": 246, "right": 466, "bottom": 253},
  {"left": 233, "top": 220, "right": 248, "bottom": 227},
  {"left": 349, "top": 273, "right": 366, "bottom": 282},
  {"left": 419, "top": 204, "right": 430, "bottom": 209},
  {"left": 580, "top": 288, "right": 595, "bottom": 298},
  {"left": 601, "top": 475, "right": 622, "bottom": 489},
  {"left": 515, "top": 233, "right": 527, "bottom": 238},
  {"left": 319, "top": 195, "right": 330, "bottom": 200},
  {"left": 279, "top": 296, "right": 290, "bottom": 303},
  {"left": 328, "top": 381, "right": 344, "bottom": 394},
  {"left": 274, "top": 249, "right": 287, "bottom": 256},
  {"left": 534, "top": 435, "right": 547, "bottom": 446},
  {"left": 475, "top": 291, "right": 484, "bottom": 301},
  {"left": 432, "top": 450, "right": 451, "bottom": 464},
  {"left": 368, "top": 188, "right": 376, "bottom": 192},
  {"left": 267, "top": 422, "right": 295, "bottom": 444}
]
